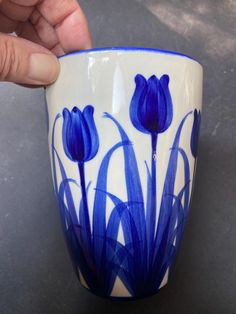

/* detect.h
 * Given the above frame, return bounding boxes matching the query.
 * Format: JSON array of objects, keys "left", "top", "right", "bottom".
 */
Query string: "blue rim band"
[{"left": 58, "top": 47, "right": 202, "bottom": 66}]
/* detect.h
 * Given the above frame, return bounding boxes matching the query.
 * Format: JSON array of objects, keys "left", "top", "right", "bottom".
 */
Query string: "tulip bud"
[
  {"left": 129, "top": 74, "right": 173, "bottom": 135},
  {"left": 62, "top": 105, "right": 99, "bottom": 163}
]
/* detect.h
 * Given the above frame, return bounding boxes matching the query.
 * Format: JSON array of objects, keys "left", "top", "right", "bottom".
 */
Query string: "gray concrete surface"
[{"left": 0, "top": 1, "right": 236, "bottom": 313}]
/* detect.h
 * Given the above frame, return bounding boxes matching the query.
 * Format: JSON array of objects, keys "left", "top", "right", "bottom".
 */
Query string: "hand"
[{"left": 0, "top": 0, "right": 91, "bottom": 85}]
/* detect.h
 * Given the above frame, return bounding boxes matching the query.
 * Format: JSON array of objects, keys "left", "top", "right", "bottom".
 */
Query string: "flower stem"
[
  {"left": 78, "top": 162, "right": 92, "bottom": 247},
  {"left": 148, "top": 133, "right": 158, "bottom": 265},
  {"left": 151, "top": 132, "right": 158, "bottom": 214}
]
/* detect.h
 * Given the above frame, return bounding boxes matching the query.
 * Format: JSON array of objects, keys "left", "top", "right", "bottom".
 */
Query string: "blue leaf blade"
[
  {"left": 104, "top": 113, "right": 146, "bottom": 255},
  {"left": 92, "top": 141, "right": 130, "bottom": 274},
  {"left": 154, "top": 112, "right": 192, "bottom": 253}
]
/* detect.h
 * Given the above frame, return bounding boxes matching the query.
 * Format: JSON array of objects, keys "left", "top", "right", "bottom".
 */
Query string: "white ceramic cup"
[{"left": 46, "top": 48, "right": 203, "bottom": 298}]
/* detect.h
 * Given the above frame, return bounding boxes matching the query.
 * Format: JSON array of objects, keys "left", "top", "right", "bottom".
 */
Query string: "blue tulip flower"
[
  {"left": 129, "top": 73, "right": 173, "bottom": 264},
  {"left": 62, "top": 105, "right": 99, "bottom": 256},
  {"left": 62, "top": 105, "right": 99, "bottom": 163},
  {"left": 190, "top": 109, "right": 201, "bottom": 158},
  {"left": 129, "top": 74, "right": 173, "bottom": 135}
]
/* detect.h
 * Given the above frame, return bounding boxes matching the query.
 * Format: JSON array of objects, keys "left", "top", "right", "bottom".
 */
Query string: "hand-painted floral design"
[
  {"left": 50, "top": 73, "right": 201, "bottom": 298},
  {"left": 129, "top": 74, "right": 173, "bottom": 265},
  {"left": 62, "top": 105, "right": 99, "bottom": 258}
]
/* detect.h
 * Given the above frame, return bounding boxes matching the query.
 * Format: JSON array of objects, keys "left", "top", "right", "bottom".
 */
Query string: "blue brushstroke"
[{"left": 191, "top": 109, "right": 201, "bottom": 158}]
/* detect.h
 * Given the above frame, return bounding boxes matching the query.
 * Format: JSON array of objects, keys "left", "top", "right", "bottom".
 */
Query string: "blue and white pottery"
[{"left": 45, "top": 48, "right": 203, "bottom": 298}]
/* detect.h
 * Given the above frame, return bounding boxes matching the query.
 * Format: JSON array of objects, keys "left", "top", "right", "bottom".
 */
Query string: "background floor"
[{"left": 0, "top": 1, "right": 236, "bottom": 313}]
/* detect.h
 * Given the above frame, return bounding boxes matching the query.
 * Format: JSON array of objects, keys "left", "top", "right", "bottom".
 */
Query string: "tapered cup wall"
[{"left": 46, "top": 48, "right": 203, "bottom": 298}]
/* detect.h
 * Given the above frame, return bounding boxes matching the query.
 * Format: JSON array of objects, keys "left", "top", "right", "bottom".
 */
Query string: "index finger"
[{"left": 37, "top": 0, "right": 91, "bottom": 52}]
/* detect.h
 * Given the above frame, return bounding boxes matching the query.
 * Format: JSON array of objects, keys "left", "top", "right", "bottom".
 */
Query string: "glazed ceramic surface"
[{"left": 45, "top": 48, "right": 203, "bottom": 298}]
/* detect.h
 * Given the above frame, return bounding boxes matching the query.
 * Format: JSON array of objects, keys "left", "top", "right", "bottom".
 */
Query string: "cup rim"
[{"left": 58, "top": 46, "right": 202, "bottom": 66}]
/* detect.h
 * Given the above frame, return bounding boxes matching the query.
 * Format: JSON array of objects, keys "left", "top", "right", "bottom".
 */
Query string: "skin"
[{"left": 0, "top": 0, "right": 91, "bottom": 85}]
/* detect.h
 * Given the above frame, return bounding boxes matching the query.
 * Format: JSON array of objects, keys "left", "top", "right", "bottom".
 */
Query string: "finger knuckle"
[{"left": 0, "top": 36, "right": 20, "bottom": 81}]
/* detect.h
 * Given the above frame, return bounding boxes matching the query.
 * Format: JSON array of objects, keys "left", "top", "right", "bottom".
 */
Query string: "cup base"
[{"left": 79, "top": 279, "right": 168, "bottom": 300}]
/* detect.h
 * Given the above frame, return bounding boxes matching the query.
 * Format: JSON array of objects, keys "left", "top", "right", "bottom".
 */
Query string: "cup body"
[{"left": 45, "top": 48, "right": 203, "bottom": 298}]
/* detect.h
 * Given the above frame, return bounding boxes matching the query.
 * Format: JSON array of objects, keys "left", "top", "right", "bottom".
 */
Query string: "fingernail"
[{"left": 28, "top": 53, "right": 60, "bottom": 84}]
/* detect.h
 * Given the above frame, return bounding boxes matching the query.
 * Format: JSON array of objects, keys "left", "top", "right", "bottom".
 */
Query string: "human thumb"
[{"left": 0, "top": 33, "right": 60, "bottom": 85}]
